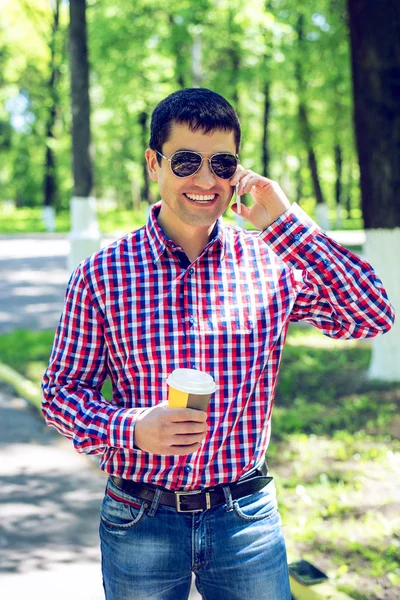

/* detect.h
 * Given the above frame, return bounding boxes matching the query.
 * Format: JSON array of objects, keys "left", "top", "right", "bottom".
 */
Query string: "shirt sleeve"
[
  {"left": 260, "top": 203, "right": 395, "bottom": 339},
  {"left": 41, "top": 262, "right": 145, "bottom": 455}
]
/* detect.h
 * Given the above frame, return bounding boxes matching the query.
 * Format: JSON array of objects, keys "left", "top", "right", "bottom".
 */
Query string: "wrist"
[{"left": 258, "top": 208, "right": 289, "bottom": 231}]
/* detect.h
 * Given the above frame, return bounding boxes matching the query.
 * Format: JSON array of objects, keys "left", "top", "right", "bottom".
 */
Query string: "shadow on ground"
[
  {"left": 0, "top": 255, "right": 69, "bottom": 334},
  {"left": 0, "top": 383, "right": 106, "bottom": 574}
]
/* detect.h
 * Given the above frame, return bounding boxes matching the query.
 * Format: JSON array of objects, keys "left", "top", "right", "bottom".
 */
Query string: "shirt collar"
[{"left": 146, "top": 201, "right": 226, "bottom": 264}]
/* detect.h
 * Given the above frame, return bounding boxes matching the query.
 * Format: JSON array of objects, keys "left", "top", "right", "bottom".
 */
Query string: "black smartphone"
[{"left": 288, "top": 560, "right": 329, "bottom": 586}]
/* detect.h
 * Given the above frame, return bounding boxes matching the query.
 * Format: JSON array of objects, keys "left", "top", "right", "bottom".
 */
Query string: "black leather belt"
[{"left": 110, "top": 466, "right": 273, "bottom": 513}]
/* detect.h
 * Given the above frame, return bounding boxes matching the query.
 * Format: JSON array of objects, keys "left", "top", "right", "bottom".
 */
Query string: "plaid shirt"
[{"left": 42, "top": 202, "right": 394, "bottom": 490}]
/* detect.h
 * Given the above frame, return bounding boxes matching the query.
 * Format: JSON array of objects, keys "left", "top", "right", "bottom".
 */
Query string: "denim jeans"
[{"left": 100, "top": 475, "right": 291, "bottom": 600}]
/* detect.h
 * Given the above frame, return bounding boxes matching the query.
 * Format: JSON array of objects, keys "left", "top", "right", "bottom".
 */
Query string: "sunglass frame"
[{"left": 155, "top": 149, "right": 239, "bottom": 180}]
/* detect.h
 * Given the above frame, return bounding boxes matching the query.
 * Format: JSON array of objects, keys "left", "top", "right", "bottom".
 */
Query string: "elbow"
[{"left": 378, "top": 302, "right": 396, "bottom": 335}]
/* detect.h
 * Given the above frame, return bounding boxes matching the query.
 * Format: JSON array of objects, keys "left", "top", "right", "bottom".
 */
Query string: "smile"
[{"left": 184, "top": 193, "right": 218, "bottom": 204}]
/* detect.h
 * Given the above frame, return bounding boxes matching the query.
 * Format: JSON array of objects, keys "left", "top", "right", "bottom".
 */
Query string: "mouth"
[{"left": 183, "top": 193, "right": 218, "bottom": 206}]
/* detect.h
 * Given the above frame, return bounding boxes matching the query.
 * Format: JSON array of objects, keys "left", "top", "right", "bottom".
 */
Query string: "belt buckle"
[{"left": 175, "top": 490, "right": 211, "bottom": 513}]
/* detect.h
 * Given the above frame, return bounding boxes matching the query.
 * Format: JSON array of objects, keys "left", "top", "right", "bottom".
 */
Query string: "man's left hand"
[{"left": 230, "top": 166, "right": 291, "bottom": 230}]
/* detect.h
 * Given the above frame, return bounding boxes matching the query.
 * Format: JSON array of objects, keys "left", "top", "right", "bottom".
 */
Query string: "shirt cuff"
[
  {"left": 259, "top": 202, "right": 322, "bottom": 259},
  {"left": 107, "top": 407, "right": 148, "bottom": 450}
]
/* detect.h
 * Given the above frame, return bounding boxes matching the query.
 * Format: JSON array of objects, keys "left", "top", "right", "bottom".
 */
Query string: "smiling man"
[{"left": 42, "top": 88, "right": 394, "bottom": 600}]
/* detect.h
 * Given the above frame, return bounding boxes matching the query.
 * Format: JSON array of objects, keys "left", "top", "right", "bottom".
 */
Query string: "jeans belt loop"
[{"left": 147, "top": 487, "right": 163, "bottom": 517}]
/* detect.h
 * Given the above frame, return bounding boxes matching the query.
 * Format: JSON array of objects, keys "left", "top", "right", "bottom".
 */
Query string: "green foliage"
[{"left": 1, "top": 0, "right": 362, "bottom": 225}]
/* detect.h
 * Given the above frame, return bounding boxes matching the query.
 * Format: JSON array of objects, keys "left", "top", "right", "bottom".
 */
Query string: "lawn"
[
  {"left": 0, "top": 203, "right": 364, "bottom": 235},
  {"left": 0, "top": 205, "right": 149, "bottom": 234},
  {"left": 0, "top": 324, "right": 398, "bottom": 599}
]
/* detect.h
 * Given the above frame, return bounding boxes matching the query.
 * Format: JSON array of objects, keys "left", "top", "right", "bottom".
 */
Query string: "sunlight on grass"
[{"left": 0, "top": 204, "right": 239, "bottom": 235}]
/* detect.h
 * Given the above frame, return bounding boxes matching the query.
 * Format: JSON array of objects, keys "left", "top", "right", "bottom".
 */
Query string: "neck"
[{"left": 157, "top": 206, "right": 216, "bottom": 263}]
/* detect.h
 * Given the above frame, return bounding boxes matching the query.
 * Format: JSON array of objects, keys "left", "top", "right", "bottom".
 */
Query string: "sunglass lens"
[
  {"left": 211, "top": 154, "right": 238, "bottom": 179},
  {"left": 171, "top": 152, "right": 202, "bottom": 177}
]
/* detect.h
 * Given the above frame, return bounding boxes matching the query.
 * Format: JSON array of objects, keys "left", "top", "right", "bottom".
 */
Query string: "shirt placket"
[
  {"left": 186, "top": 263, "right": 200, "bottom": 370},
  {"left": 172, "top": 255, "right": 199, "bottom": 485}
]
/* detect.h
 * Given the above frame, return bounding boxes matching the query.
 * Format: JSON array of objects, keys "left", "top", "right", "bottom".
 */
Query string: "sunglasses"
[{"left": 155, "top": 149, "right": 239, "bottom": 180}]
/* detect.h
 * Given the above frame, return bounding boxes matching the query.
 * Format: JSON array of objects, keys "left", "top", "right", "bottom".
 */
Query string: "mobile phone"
[
  {"left": 288, "top": 560, "right": 328, "bottom": 586},
  {"left": 235, "top": 183, "right": 241, "bottom": 214}
]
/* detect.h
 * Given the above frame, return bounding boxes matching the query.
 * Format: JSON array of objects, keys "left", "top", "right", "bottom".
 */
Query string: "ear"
[{"left": 145, "top": 148, "right": 159, "bottom": 182}]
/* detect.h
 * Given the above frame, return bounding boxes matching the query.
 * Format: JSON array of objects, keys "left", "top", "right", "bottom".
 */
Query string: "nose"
[{"left": 192, "top": 158, "right": 216, "bottom": 189}]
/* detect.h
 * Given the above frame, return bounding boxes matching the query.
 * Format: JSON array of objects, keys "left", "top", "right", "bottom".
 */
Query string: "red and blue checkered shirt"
[{"left": 42, "top": 202, "right": 394, "bottom": 490}]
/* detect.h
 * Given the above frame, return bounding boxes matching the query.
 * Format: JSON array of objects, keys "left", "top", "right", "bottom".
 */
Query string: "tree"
[
  {"left": 43, "top": 0, "right": 62, "bottom": 232},
  {"left": 348, "top": 0, "right": 400, "bottom": 381},
  {"left": 68, "top": 0, "right": 100, "bottom": 270},
  {"left": 295, "top": 12, "right": 327, "bottom": 228}
]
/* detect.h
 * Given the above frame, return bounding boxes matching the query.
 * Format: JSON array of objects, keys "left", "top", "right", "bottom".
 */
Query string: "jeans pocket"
[
  {"left": 233, "top": 487, "right": 279, "bottom": 522},
  {"left": 100, "top": 484, "right": 148, "bottom": 532}
]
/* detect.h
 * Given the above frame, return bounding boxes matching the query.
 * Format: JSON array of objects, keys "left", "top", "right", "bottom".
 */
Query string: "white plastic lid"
[{"left": 166, "top": 368, "right": 217, "bottom": 395}]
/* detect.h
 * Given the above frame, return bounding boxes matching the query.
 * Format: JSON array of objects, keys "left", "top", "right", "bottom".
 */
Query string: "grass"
[
  {"left": 0, "top": 323, "right": 399, "bottom": 598},
  {"left": 0, "top": 203, "right": 364, "bottom": 235},
  {"left": 0, "top": 205, "right": 149, "bottom": 234}
]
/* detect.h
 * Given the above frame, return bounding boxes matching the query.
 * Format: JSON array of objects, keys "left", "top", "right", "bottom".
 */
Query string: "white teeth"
[{"left": 186, "top": 193, "right": 216, "bottom": 201}]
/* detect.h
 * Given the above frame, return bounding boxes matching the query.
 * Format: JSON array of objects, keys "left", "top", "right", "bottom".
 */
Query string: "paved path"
[
  {"left": 0, "top": 380, "right": 106, "bottom": 598},
  {"left": 0, "top": 235, "right": 69, "bottom": 333}
]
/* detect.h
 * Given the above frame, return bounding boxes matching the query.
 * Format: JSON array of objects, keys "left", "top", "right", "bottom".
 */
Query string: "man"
[{"left": 42, "top": 88, "right": 394, "bottom": 600}]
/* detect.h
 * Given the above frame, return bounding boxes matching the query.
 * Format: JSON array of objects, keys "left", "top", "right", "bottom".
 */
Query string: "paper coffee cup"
[{"left": 166, "top": 368, "right": 217, "bottom": 411}]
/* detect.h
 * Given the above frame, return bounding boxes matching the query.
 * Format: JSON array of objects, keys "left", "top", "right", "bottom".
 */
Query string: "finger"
[
  {"left": 169, "top": 442, "right": 203, "bottom": 455},
  {"left": 171, "top": 421, "right": 208, "bottom": 435},
  {"left": 166, "top": 408, "right": 208, "bottom": 423},
  {"left": 173, "top": 432, "right": 207, "bottom": 445},
  {"left": 230, "top": 167, "right": 249, "bottom": 186},
  {"left": 237, "top": 175, "right": 260, "bottom": 195},
  {"left": 231, "top": 201, "right": 253, "bottom": 220}
]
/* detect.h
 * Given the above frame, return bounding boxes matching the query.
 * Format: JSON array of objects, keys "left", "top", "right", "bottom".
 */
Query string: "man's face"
[{"left": 146, "top": 122, "right": 237, "bottom": 231}]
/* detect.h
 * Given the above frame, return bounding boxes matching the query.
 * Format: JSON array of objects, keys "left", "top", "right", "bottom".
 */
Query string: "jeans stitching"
[{"left": 232, "top": 500, "right": 279, "bottom": 522}]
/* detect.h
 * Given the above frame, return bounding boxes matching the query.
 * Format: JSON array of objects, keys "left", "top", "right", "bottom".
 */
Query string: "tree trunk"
[
  {"left": 334, "top": 144, "right": 342, "bottom": 208},
  {"left": 139, "top": 111, "right": 151, "bottom": 209},
  {"left": 261, "top": 0, "right": 273, "bottom": 178},
  {"left": 295, "top": 14, "right": 327, "bottom": 228},
  {"left": 42, "top": 0, "right": 61, "bottom": 233},
  {"left": 346, "top": 162, "right": 353, "bottom": 219},
  {"left": 68, "top": 0, "right": 100, "bottom": 270},
  {"left": 69, "top": 0, "right": 92, "bottom": 197},
  {"left": 348, "top": 0, "right": 400, "bottom": 381},
  {"left": 261, "top": 84, "right": 270, "bottom": 178},
  {"left": 348, "top": 0, "right": 400, "bottom": 230},
  {"left": 227, "top": 7, "right": 244, "bottom": 227},
  {"left": 296, "top": 157, "right": 303, "bottom": 205},
  {"left": 334, "top": 143, "right": 343, "bottom": 227}
]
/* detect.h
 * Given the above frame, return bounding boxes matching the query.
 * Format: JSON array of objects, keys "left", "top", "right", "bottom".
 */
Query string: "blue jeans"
[{"left": 100, "top": 475, "right": 291, "bottom": 600}]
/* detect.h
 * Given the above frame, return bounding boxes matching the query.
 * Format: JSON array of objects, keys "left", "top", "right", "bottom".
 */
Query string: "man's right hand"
[{"left": 134, "top": 404, "right": 208, "bottom": 455}]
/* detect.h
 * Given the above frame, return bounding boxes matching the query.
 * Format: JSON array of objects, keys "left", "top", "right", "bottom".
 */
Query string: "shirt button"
[
  {"left": 323, "top": 258, "right": 330, "bottom": 266},
  {"left": 189, "top": 268, "right": 195, "bottom": 275},
  {"left": 189, "top": 317, "right": 195, "bottom": 325},
  {"left": 293, "top": 233, "right": 301, "bottom": 241},
  {"left": 184, "top": 465, "right": 192, "bottom": 473},
  {"left": 191, "top": 363, "right": 196, "bottom": 369},
  {"left": 283, "top": 222, "right": 292, "bottom": 230}
]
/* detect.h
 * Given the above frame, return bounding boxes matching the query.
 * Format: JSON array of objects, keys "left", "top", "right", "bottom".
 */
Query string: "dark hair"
[{"left": 149, "top": 88, "right": 241, "bottom": 165}]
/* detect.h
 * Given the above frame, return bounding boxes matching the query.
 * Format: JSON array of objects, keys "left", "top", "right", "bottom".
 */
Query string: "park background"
[{"left": 0, "top": 0, "right": 399, "bottom": 599}]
